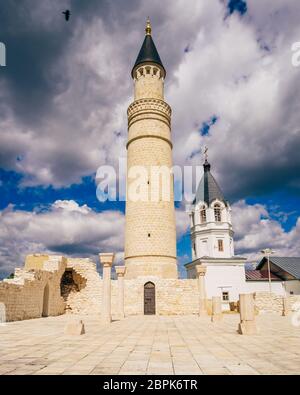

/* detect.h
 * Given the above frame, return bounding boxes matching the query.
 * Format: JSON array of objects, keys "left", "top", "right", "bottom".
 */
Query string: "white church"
[
  {"left": 185, "top": 157, "right": 247, "bottom": 309},
  {"left": 185, "top": 157, "right": 300, "bottom": 306}
]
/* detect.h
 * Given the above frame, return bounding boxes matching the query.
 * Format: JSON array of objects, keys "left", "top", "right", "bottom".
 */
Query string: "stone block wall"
[
  {"left": 0, "top": 255, "right": 66, "bottom": 322},
  {"left": 254, "top": 292, "right": 300, "bottom": 314},
  {"left": 112, "top": 277, "right": 199, "bottom": 316},
  {"left": 64, "top": 258, "right": 103, "bottom": 315}
]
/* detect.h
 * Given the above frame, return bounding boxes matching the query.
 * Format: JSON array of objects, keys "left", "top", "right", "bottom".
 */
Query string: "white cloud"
[
  {"left": 175, "top": 206, "right": 190, "bottom": 239},
  {"left": 1, "top": 0, "right": 299, "bottom": 196},
  {"left": 0, "top": 200, "right": 124, "bottom": 277},
  {"left": 232, "top": 200, "right": 300, "bottom": 264}
]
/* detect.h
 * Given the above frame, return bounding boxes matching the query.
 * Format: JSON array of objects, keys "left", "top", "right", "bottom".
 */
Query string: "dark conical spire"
[
  {"left": 131, "top": 18, "right": 166, "bottom": 77},
  {"left": 193, "top": 160, "right": 227, "bottom": 206}
]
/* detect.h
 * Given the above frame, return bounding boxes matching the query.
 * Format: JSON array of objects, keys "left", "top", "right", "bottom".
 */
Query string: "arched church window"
[
  {"left": 214, "top": 204, "right": 221, "bottom": 222},
  {"left": 200, "top": 206, "right": 206, "bottom": 223}
]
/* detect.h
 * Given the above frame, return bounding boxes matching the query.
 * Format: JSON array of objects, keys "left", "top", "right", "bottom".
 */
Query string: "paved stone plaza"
[{"left": 0, "top": 314, "right": 299, "bottom": 375}]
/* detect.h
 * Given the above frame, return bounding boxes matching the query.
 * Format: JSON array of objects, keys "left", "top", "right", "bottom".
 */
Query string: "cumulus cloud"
[
  {"left": 168, "top": 0, "right": 300, "bottom": 201},
  {"left": 232, "top": 200, "right": 300, "bottom": 264},
  {"left": 0, "top": 200, "right": 124, "bottom": 278}
]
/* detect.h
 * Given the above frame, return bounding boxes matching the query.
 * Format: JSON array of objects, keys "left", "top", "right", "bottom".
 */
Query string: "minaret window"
[
  {"left": 214, "top": 204, "right": 221, "bottom": 222},
  {"left": 200, "top": 206, "right": 207, "bottom": 224}
]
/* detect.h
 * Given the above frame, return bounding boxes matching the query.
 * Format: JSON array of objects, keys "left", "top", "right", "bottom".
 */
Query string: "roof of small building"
[
  {"left": 193, "top": 160, "right": 227, "bottom": 206},
  {"left": 245, "top": 270, "right": 282, "bottom": 281},
  {"left": 132, "top": 19, "right": 165, "bottom": 77},
  {"left": 257, "top": 256, "right": 300, "bottom": 280}
]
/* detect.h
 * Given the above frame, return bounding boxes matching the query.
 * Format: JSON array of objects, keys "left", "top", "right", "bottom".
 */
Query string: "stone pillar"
[
  {"left": 238, "top": 293, "right": 258, "bottom": 335},
  {"left": 211, "top": 296, "right": 222, "bottom": 322},
  {"left": 99, "top": 253, "right": 115, "bottom": 324},
  {"left": 282, "top": 296, "right": 289, "bottom": 316},
  {"left": 196, "top": 265, "right": 207, "bottom": 316},
  {"left": 115, "top": 266, "right": 126, "bottom": 319}
]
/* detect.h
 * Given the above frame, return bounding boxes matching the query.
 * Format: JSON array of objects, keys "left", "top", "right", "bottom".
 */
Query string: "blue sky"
[{"left": 1, "top": 0, "right": 300, "bottom": 278}]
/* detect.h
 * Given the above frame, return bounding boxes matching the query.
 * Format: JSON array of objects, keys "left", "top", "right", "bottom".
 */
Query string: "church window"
[
  {"left": 218, "top": 239, "right": 224, "bottom": 252},
  {"left": 200, "top": 206, "right": 206, "bottom": 223},
  {"left": 222, "top": 291, "right": 229, "bottom": 301},
  {"left": 193, "top": 243, "right": 196, "bottom": 256},
  {"left": 214, "top": 204, "right": 221, "bottom": 222}
]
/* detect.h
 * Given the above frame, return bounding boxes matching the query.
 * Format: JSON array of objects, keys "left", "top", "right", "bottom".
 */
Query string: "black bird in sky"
[{"left": 62, "top": 10, "right": 71, "bottom": 21}]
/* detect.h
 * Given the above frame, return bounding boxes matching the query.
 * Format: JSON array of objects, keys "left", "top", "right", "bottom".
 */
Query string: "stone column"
[
  {"left": 211, "top": 296, "right": 222, "bottom": 322},
  {"left": 99, "top": 253, "right": 115, "bottom": 324},
  {"left": 196, "top": 265, "right": 207, "bottom": 316},
  {"left": 115, "top": 266, "right": 126, "bottom": 319},
  {"left": 238, "top": 293, "right": 258, "bottom": 334}
]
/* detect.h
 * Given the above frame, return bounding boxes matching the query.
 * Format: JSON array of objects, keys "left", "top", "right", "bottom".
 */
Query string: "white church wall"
[
  {"left": 246, "top": 281, "right": 284, "bottom": 296},
  {"left": 205, "top": 265, "right": 247, "bottom": 302}
]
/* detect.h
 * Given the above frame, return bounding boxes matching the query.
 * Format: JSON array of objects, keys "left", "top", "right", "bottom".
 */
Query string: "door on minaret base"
[{"left": 144, "top": 282, "right": 155, "bottom": 315}]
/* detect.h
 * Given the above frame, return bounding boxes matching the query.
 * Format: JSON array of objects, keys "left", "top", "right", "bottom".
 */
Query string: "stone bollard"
[
  {"left": 99, "top": 253, "right": 115, "bottom": 324},
  {"left": 64, "top": 320, "right": 85, "bottom": 335},
  {"left": 115, "top": 266, "right": 126, "bottom": 319},
  {"left": 196, "top": 265, "right": 207, "bottom": 316},
  {"left": 238, "top": 293, "right": 258, "bottom": 335},
  {"left": 211, "top": 296, "right": 222, "bottom": 322},
  {"left": 282, "top": 297, "right": 289, "bottom": 316}
]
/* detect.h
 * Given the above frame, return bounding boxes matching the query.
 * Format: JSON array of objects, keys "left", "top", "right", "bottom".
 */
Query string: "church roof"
[
  {"left": 257, "top": 256, "right": 300, "bottom": 280},
  {"left": 245, "top": 270, "right": 281, "bottom": 281},
  {"left": 193, "top": 160, "right": 227, "bottom": 206},
  {"left": 132, "top": 19, "right": 165, "bottom": 77}
]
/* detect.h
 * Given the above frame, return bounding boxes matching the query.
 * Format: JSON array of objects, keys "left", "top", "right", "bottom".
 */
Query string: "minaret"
[
  {"left": 190, "top": 158, "right": 234, "bottom": 259},
  {"left": 124, "top": 19, "right": 177, "bottom": 279}
]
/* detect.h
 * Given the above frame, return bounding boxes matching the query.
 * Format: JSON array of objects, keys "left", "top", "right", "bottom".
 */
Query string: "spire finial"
[
  {"left": 204, "top": 146, "right": 208, "bottom": 162},
  {"left": 203, "top": 146, "right": 211, "bottom": 172},
  {"left": 145, "top": 17, "right": 152, "bottom": 35}
]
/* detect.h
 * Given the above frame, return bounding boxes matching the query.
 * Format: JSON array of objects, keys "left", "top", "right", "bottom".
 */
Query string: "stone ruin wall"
[
  {"left": 0, "top": 255, "right": 66, "bottom": 322},
  {"left": 1, "top": 254, "right": 300, "bottom": 322},
  {"left": 64, "top": 258, "right": 103, "bottom": 315},
  {"left": 254, "top": 292, "right": 300, "bottom": 314}
]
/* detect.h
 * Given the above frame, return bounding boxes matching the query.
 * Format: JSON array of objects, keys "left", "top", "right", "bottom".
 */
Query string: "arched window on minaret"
[
  {"left": 200, "top": 205, "right": 207, "bottom": 224},
  {"left": 214, "top": 203, "right": 221, "bottom": 222}
]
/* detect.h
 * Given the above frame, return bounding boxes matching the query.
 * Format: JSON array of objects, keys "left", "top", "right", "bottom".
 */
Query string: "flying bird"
[{"left": 62, "top": 10, "right": 71, "bottom": 21}]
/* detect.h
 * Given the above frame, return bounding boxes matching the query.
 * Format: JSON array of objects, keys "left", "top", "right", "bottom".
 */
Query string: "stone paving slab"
[{"left": 0, "top": 313, "right": 299, "bottom": 375}]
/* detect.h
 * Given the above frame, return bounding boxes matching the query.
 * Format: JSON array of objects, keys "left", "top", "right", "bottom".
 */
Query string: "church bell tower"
[{"left": 124, "top": 19, "right": 177, "bottom": 279}]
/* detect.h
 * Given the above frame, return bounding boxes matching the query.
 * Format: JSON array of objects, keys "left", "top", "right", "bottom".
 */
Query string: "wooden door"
[
  {"left": 42, "top": 284, "right": 49, "bottom": 317},
  {"left": 144, "top": 282, "right": 155, "bottom": 315}
]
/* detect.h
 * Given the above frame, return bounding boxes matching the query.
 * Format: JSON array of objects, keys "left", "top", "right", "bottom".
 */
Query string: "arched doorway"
[
  {"left": 42, "top": 283, "right": 49, "bottom": 317},
  {"left": 144, "top": 282, "right": 155, "bottom": 315}
]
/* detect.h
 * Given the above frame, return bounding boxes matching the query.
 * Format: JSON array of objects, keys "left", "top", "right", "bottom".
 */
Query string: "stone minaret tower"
[{"left": 124, "top": 19, "right": 177, "bottom": 279}]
